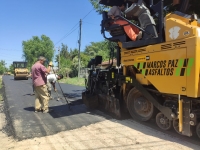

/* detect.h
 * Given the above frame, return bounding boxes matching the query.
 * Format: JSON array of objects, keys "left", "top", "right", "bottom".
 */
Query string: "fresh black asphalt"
[{"left": 2, "top": 75, "right": 111, "bottom": 140}]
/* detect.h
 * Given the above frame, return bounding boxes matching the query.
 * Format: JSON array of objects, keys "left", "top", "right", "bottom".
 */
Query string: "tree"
[
  {"left": 59, "top": 56, "right": 72, "bottom": 78},
  {"left": 69, "top": 48, "right": 79, "bottom": 60},
  {"left": 0, "top": 60, "right": 6, "bottom": 75},
  {"left": 55, "top": 43, "right": 70, "bottom": 65},
  {"left": 8, "top": 64, "right": 14, "bottom": 74},
  {"left": 71, "top": 56, "right": 79, "bottom": 77},
  {"left": 22, "top": 35, "right": 54, "bottom": 68},
  {"left": 60, "top": 43, "right": 70, "bottom": 58},
  {"left": 89, "top": 0, "right": 109, "bottom": 14},
  {"left": 54, "top": 40, "right": 118, "bottom": 77},
  {"left": 55, "top": 44, "right": 80, "bottom": 77},
  {"left": 84, "top": 40, "right": 117, "bottom": 62},
  {"left": 80, "top": 53, "right": 91, "bottom": 68},
  {"left": 89, "top": 0, "right": 200, "bottom": 16}
]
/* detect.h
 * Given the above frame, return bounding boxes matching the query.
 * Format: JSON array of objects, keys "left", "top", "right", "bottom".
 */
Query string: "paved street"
[
  {"left": 2, "top": 75, "right": 111, "bottom": 140},
  {"left": 1, "top": 75, "right": 200, "bottom": 150}
]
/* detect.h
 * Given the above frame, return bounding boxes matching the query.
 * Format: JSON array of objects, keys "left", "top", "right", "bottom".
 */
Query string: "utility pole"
[
  {"left": 58, "top": 46, "right": 60, "bottom": 71},
  {"left": 78, "top": 19, "right": 82, "bottom": 78}
]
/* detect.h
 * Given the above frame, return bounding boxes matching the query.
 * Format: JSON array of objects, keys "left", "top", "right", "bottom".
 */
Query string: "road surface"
[
  {"left": 2, "top": 75, "right": 111, "bottom": 140},
  {"left": 1, "top": 75, "right": 200, "bottom": 150}
]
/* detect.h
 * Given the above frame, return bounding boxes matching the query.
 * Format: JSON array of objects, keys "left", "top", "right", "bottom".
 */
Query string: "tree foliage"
[
  {"left": 8, "top": 64, "right": 14, "bottom": 74},
  {"left": 0, "top": 60, "right": 7, "bottom": 75},
  {"left": 59, "top": 56, "right": 72, "bottom": 78},
  {"left": 89, "top": 0, "right": 200, "bottom": 16},
  {"left": 89, "top": 0, "right": 109, "bottom": 14},
  {"left": 56, "top": 40, "right": 116, "bottom": 77},
  {"left": 55, "top": 44, "right": 79, "bottom": 77},
  {"left": 22, "top": 35, "right": 54, "bottom": 68},
  {"left": 84, "top": 40, "right": 117, "bottom": 62}
]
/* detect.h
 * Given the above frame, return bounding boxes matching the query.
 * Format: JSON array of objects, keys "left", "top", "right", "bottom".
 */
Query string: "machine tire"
[
  {"left": 127, "top": 87, "right": 155, "bottom": 121},
  {"left": 196, "top": 122, "right": 200, "bottom": 139},
  {"left": 156, "top": 112, "right": 172, "bottom": 130},
  {"left": 173, "top": 119, "right": 183, "bottom": 135},
  {"left": 173, "top": 119, "right": 193, "bottom": 136}
]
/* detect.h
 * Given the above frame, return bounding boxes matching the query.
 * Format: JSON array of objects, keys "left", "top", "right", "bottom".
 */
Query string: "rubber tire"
[{"left": 127, "top": 87, "right": 156, "bottom": 121}]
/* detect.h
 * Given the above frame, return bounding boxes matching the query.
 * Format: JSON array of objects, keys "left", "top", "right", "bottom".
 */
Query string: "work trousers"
[
  {"left": 47, "top": 80, "right": 52, "bottom": 97},
  {"left": 115, "top": 20, "right": 139, "bottom": 41},
  {"left": 34, "top": 84, "right": 49, "bottom": 111}
]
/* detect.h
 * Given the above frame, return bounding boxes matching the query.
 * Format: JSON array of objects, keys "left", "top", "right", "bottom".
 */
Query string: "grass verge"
[{"left": 60, "top": 77, "right": 85, "bottom": 86}]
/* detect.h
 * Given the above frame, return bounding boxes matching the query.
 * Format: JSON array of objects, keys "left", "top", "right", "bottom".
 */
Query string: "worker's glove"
[{"left": 48, "top": 61, "right": 53, "bottom": 66}]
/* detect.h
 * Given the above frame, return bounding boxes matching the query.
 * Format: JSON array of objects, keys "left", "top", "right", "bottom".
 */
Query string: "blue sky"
[{"left": 0, "top": 0, "right": 104, "bottom": 67}]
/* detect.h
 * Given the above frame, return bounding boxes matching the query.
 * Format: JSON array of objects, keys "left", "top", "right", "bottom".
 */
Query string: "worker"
[
  {"left": 107, "top": 2, "right": 142, "bottom": 41},
  {"left": 31, "top": 56, "right": 52, "bottom": 113},
  {"left": 47, "top": 74, "right": 64, "bottom": 99},
  {"left": 173, "top": 0, "right": 180, "bottom": 6}
]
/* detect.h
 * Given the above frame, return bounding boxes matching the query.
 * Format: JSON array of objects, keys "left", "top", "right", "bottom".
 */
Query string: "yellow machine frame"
[{"left": 121, "top": 13, "right": 200, "bottom": 97}]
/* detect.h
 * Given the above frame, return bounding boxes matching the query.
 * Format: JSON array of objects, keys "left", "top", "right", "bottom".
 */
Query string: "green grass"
[{"left": 60, "top": 77, "right": 85, "bottom": 86}]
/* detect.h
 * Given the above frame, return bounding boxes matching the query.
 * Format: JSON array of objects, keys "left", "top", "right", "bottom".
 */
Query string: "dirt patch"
[{"left": 0, "top": 114, "right": 200, "bottom": 150}]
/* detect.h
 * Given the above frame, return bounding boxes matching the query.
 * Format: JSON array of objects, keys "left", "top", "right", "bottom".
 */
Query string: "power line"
[
  {"left": 1, "top": 9, "right": 95, "bottom": 55},
  {"left": 0, "top": 53, "right": 22, "bottom": 56},
  {"left": 0, "top": 59, "right": 20, "bottom": 62},
  {"left": 54, "top": 22, "right": 79, "bottom": 46},
  {"left": 82, "top": 21, "right": 99, "bottom": 26},
  {"left": 82, "top": 8, "right": 94, "bottom": 20},
  {"left": 54, "top": 8, "right": 94, "bottom": 46},
  {"left": 54, "top": 26, "right": 79, "bottom": 46},
  {"left": 0, "top": 48, "right": 22, "bottom": 51},
  {"left": 0, "top": 51, "right": 23, "bottom": 55}
]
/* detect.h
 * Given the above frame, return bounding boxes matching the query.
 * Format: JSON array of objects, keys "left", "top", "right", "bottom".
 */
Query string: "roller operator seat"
[
  {"left": 125, "top": 0, "right": 158, "bottom": 39},
  {"left": 101, "top": 11, "right": 127, "bottom": 42}
]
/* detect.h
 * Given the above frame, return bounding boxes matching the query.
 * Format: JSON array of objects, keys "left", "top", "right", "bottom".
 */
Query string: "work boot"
[
  {"left": 136, "top": 31, "right": 142, "bottom": 40},
  {"left": 34, "top": 109, "right": 42, "bottom": 113},
  {"left": 43, "top": 109, "right": 53, "bottom": 113}
]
